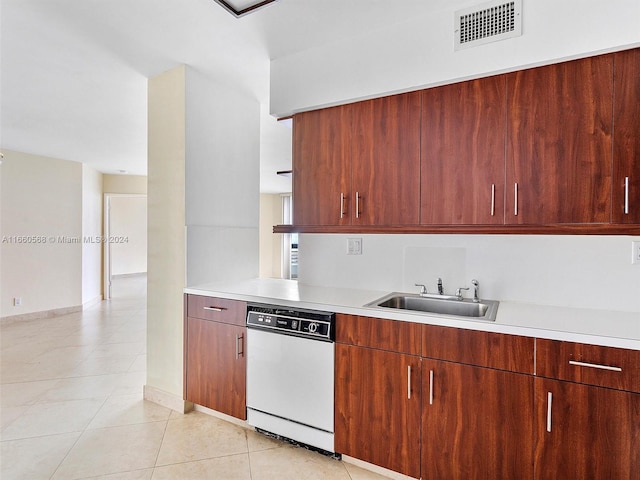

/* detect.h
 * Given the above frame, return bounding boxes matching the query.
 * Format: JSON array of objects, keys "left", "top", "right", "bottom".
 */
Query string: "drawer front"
[
  {"left": 186, "top": 294, "right": 247, "bottom": 326},
  {"left": 336, "top": 314, "right": 421, "bottom": 355},
  {"left": 536, "top": 339, "right": 640, "bottom": 393},
  {"left": 422, "top": 325, "right": 535, "bottom": 374}
]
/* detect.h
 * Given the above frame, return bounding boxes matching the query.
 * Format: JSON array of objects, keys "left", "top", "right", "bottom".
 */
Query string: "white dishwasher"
[{"left": 246, "top": 304, "right": 335, "bottom": 453}]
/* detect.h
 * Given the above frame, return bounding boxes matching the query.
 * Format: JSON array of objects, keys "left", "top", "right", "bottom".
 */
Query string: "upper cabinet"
[
  {"left": 613, "top": 48, "right": 640, "bottom": 224},
  {"left": 292, "top": 104, "right": 352, "bottom": 226},
  {"left": 421, "top": 75, "right": 506, "bottom": 225},
  {"left": 351, "top": 92, "right": 421, "bottom": 225},
  {"left": 284, "top": 47, "right": 640, "bottom": 234},
  {"left": 505, "top": 55, "right": 613, "bottom": 224},
  {"left": 293, "top": 92, "right": 421, "bottom": 226}
]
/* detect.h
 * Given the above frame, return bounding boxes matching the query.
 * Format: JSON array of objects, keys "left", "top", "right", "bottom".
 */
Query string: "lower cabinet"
[
  {"left": 185, "top": 315, "right": 247, "bottom": 420},
  {"left": 534, "top": 378, "right": 640, "bottom": 479},
  {"left": 334, "top": 343, "right": 421, "bottom": 478},
  {"left": 422, "top": 359, "right": 534, "bottom": 480}
]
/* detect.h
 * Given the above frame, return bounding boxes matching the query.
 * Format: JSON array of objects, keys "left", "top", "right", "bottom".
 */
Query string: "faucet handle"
[
  {"left": 414, "top": 283, "right": 427, "bottom": 295},
  {"left": 471, "top": 279, "right": 480, "bottom": 302}
]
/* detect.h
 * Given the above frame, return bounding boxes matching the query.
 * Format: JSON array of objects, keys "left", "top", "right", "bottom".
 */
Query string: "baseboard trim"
[
  {"left": 342, "top": 455, "right": 418, "bottom": 480},
  {"left": 193, "top": 404, "right": 250, "bottom": 429},
  {"left": 143, "top": 385, "right": 193, "bottom": 414},
  {"left": 83, "top": 295, "right": 103, "bottom": 310},
  {"left": 1, "top": 305, "right": 83, "bottom": 324}
]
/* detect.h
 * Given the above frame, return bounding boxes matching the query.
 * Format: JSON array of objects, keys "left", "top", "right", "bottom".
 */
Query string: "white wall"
[
  {"left": 103, "top": 174, "right": 147, "bottom": 195},
  {"left": 184, "top": 68, "right": 260, "bottom": 286},
  {"left": 82, "top": 164, "right": 103, "bottom": 306},
  {"left": 147, "top": 65, "right": 186, "bottom": 400},
  {"left": 271, "top": 0, "right": 640, "bottom": 116},
  {"left": 110, "top": 196, "right": 147, "bottom": 275},
  {"left": 298, "top": 234, "right": 640, "bottom": 313},
  {"left": 0, "top": 150, "right": 83, "bottom": 317}
]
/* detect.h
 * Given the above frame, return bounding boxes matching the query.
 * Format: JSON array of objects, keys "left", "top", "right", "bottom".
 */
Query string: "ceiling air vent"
[{"left": 455, "top": 0, "right": 522, "bottom": 51}]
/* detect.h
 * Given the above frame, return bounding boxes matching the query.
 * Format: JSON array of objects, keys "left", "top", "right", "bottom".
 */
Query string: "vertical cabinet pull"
[
  {"left": 490, "top": 184, "right": 495, "bottom": 216},
  {"left": 355, "top": 192, "right": 361, "bottom": 219},
  {"left": 514, "top": 183, "right": 519, "bottom": 216},
  {"left": 429, "top": 370, "right": 434, "bottom": 405},
  {"left": 340, "top": 193, "right": 346, "bottom": 219},
  {"left": 407, "top": 365, "right": 412, "bottom": 399},
  {"left": 235, "top": 334, "right": 244, "bottom": 359},
  {"left": 546, "top": 392, "right": 553, "bottom": 432},
  {"left": 625, "top": 177, "right": 630, "bottom": 215}
]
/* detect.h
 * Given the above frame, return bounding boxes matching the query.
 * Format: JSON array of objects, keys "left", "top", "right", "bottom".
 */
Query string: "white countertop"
[{"left": 185, "top": 278, "right": 640, "bottom": 350}]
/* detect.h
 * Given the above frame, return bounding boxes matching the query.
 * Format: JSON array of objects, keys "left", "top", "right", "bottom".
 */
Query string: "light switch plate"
[
  {"left": 347, "top": 238, "right": 363, "bottom": 255},
  {"left": 632, "top": 241, "right": 640, "bottom": 265}
]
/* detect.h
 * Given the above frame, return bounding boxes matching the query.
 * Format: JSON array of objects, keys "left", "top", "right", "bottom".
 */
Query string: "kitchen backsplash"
[{"left": 297, "top": 234, "right": 640, "bottom": 313}]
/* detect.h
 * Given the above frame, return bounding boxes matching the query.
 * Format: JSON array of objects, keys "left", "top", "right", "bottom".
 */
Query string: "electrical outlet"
[
  {"left": 14, "top": 297, "right": 22, "bottom": 306},
  {"left": 632, "top": 241, "right": 640, "bottom": 265},
  {"left": 347, "top": 238, "right": 363, "bottom": 255}
]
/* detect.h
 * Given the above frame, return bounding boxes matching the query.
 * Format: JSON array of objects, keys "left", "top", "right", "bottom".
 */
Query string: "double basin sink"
[{"left": 365, "top": 292, "right": 499, "bottom": 322}]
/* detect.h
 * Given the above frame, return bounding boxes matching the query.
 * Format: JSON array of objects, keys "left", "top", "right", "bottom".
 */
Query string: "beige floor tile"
[
  {"left": 0, "top": 431, "right": 80, "bottom": 480},
  {"left": 246, "top": 428, "right": 286, "bottom": 452},
  {"left": 155, "top": 412, "right": 248, "bottom": 466},
  {"left": 249, "top": 446, "right": 351, "bottom": 480},
  {"left": 127, "top": 354, "right": 147, "bottom": 373},
  {"left": 92, "top": 341, "right": 146, "bottom": 357},
  {"left": 51, "top": 421, "right": 166, "bottom": 480},
  {"left": 88, "top": 394, "right": 172, "bottom": 429},
  {"left": 343, "top": 461, "right": 399, "bottom": 480},
  {"left": 37, "top": 374, "right": 121, "bottom": 403},
  {"left": 152, "top": 453, "right": 252, "bottom": 480},
  {"left": 86, "top": 468, "right": 154, "bottom": 479},
  {"left": 111, "top": 371, "right": 146, "bottom": 396},
  {"left": 1, "top": 397, "right": 106, "bottom": 440},
  {"left": 0, "top": 379, "right": 59, "bottom": 407},
  {"left": 0, "top": 404, "right": 29, "bottom": 431},
  {"left": 73, "top": 353, "right": 137, "bottom": 376}
]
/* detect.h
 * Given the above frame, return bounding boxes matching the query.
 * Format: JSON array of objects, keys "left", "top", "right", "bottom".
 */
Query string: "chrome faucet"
[
  {"left": 437, "top": 277, "right": 444, "bottom": 295},
  {"left": 414, "top": 283, "right": 428, "bottom": 295},
  {"left": 471, "top": 279, "right": 480, "bottom": 303}
]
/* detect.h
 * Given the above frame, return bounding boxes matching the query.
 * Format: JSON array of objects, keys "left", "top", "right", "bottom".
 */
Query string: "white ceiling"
[{"left": 0, "top": 0, "right": 466, "bottom": 192}]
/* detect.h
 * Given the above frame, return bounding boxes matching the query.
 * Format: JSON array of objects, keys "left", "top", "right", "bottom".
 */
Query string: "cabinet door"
[
  {"left": 293, "top": 104, "right": 352, "bottom": 226},
  {"left": 185, "top": 317, "right": 246, "bottom": 419},
  {"left": 534, "top": 378, "right": 640, "bottom": 479},
  {"left": 335, "top": 344, "right": 421, "bottom": 478},
  {"left": 613, "top": 48, "right": 640, "bottom": 224},
  {"left": 421, "top": 76, "right": 506, "bottom": 225},
  {"left": 506, "top": 55, "right": 613, "bottom": 224},
  {"left": 422, "top": 360, "right": 534, "bottom": 480},
  {"left": 351, "top": 92, "right": 421, "bottom": 225}
]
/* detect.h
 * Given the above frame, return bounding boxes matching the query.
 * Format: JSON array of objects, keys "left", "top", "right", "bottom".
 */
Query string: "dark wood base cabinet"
[
  {"left": 184, "top": 295, "right": 247, "bottom": 420},
  {"left": 422, "top": 360, "right": 534, "bottom": 480},
  {"left": 334, "top": 343, "right": 421, "bottom": 479}
]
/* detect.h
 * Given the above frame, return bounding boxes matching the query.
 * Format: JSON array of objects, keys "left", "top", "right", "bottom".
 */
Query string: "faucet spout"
[{"left": 437, "top": 277, "right": 444, "bottom": 296}]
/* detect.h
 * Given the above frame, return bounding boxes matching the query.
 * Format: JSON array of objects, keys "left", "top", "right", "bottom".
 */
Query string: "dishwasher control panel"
[{"left": 246, "top": 304, "right": 335, "bottom": 341}]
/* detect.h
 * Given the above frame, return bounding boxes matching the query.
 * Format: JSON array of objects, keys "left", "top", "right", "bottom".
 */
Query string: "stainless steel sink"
[{"left": 365, "top": 293, "right": 499, "bottom": 321}]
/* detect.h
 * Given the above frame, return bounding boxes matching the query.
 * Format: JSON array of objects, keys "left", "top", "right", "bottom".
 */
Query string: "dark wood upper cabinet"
[
  {"left": 293, "top": 104, "right": 352, "bottom": 226},
  {"left": 613, "top": 48, "right": 640, "bottom": 224},
  {"left": 351, "top": 92, "right": 421, "bottom": 225},
  {"left": 506, "top": 55, "right": 614, "bottom": 224},
  {"left": 421, "top": 75, "right": 506, "bottom": 225}
]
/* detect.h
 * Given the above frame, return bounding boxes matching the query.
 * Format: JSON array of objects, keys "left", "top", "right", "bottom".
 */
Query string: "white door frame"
[{"left": 103, "top": 193, "right": 147, "bottom": 300}]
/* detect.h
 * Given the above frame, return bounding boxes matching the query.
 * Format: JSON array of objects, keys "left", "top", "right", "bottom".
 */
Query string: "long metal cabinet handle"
[
  {"left": 514, "top": 183, "right": 519, "bottom": 216},
  {"left": 546, "top": 392, "right": 553, "bottom": 432},
  {"left": 491, "top": 184, "right": 495, "bottom": 216},
  {"left": 429, "top": 370, "right": 434, "bottom": 405},
  {"left": 355, "top": 192, "right": 360, "bottom": 219},
  {"left": 340, "top": 193, "right": 345, "bottom": 219},
  {"left": 407, "top": 365, "right": 412, "bottom": 399},
  {"left": 625, "top": 177, "right": 630, "bottom": 215},
  {"left": 235, "top": 334, "right": 244, "bottom": 359},
  {"left": 204, "top": 306, "right": 225, "bottom": 312},
  {"left": 569, "top": 360, "right": 622, "bottom": 372}
]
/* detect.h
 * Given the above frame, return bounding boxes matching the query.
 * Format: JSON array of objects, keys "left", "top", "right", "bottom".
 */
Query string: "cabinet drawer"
[
  {"left": 336, "top": 314, "right": 421, "bottom": 355},
  {"left": 536, "top": 339, "right": 640, "bottom": 393},
  {"left": 422, "top": 325, "right": 535, "bottom": 374},
  {"left": 186, "top": 295, "right": 247, "bottom": 326}
]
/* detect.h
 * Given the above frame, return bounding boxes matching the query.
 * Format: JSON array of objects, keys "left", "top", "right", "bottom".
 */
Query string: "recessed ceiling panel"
[{"left": 214, "top": 0, "right": 277, "bottom": 17}]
